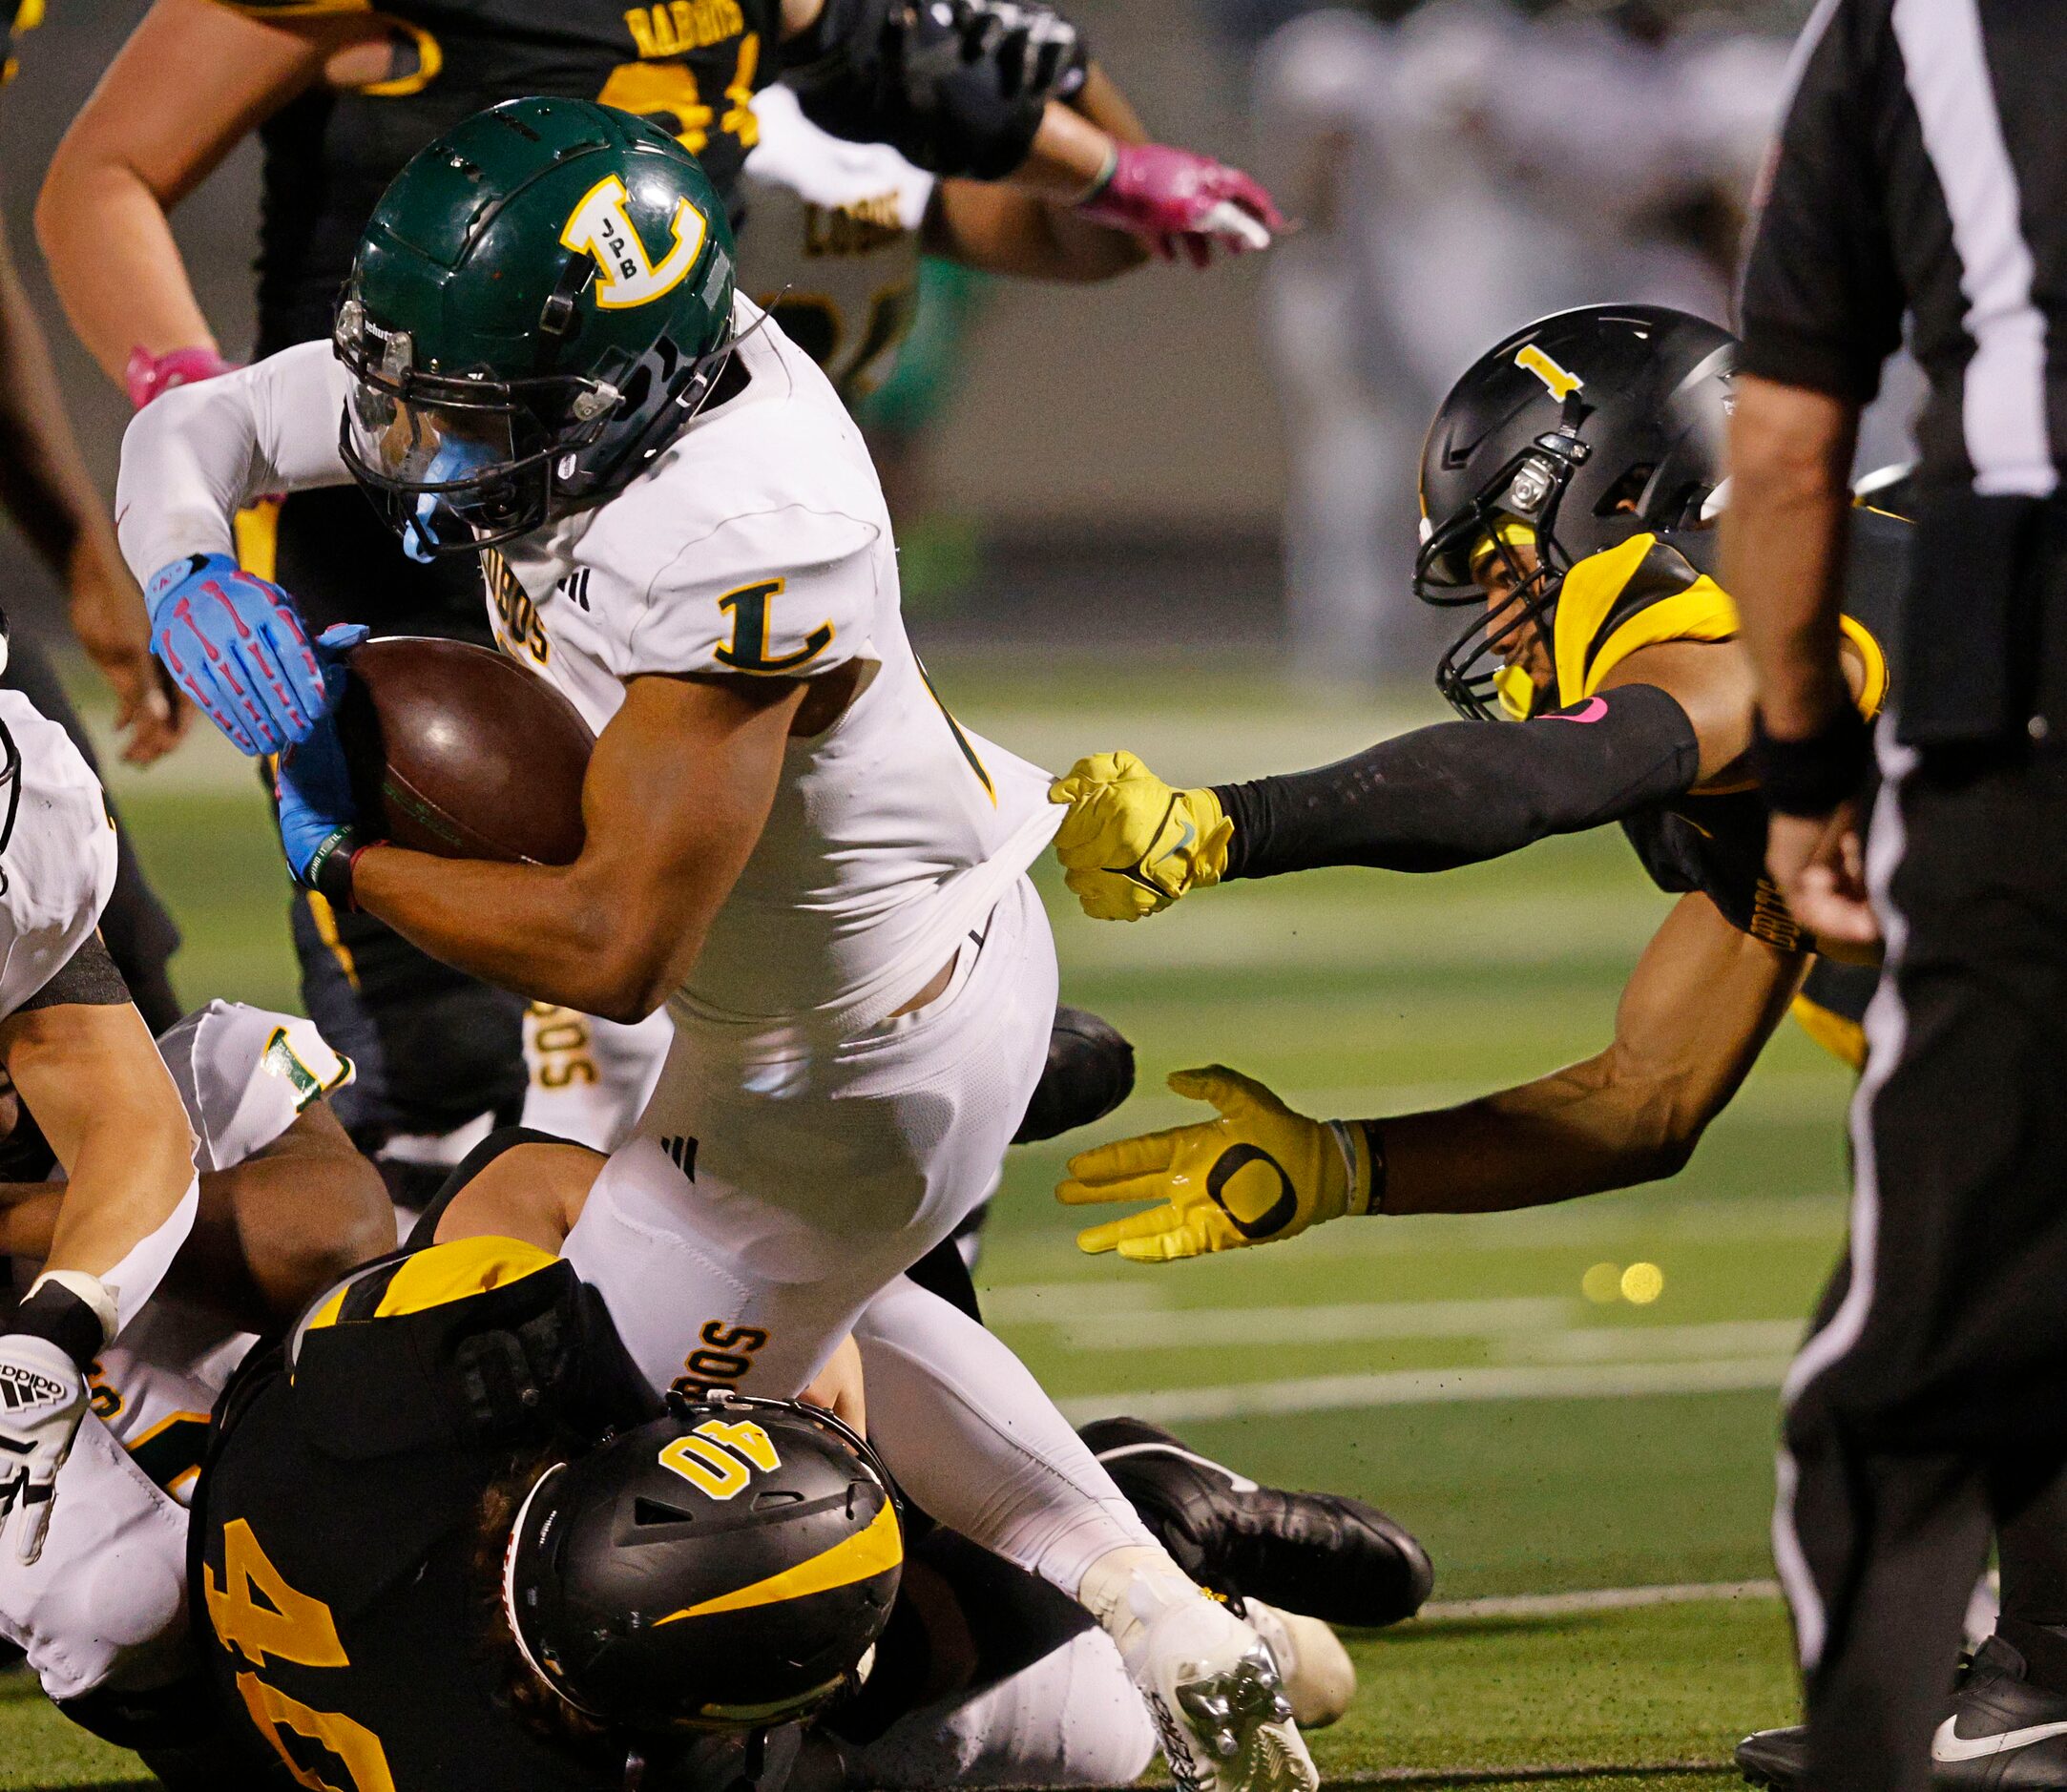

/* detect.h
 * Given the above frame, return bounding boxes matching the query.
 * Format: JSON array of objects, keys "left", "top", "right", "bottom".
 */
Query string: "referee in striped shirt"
[{"left": 1724, "top": 3, "right": 2067, "bottom": 1790}]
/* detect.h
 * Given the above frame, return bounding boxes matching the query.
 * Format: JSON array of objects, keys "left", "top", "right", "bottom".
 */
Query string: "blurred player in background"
[
  {"left": 0, "top": 0, "right": 185, "bottom": 1029},
  {"left": 39, "top": 0, "right": 1275, "bottom": 1201},
  {"left": 1250, "top": 0, "right": 1787, "bottom": 682},
  {"left": 1046, "top": 305, "right": 1895, "bottom": 1245}
]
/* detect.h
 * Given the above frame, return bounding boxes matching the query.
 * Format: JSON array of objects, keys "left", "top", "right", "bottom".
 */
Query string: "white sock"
[{"left": 851, "top": 1281, "right": 1162, "bottom": 1595}]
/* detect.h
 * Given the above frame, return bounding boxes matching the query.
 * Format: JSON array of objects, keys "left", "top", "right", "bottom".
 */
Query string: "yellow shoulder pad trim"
[
  {"left": 656, "top": 1497, "right": 903, "bottom": 1625},
  {"left": 1552, "top": 533, "right": 1662, "bottom": 707},
  {"left": 372, "top": 1238, "right": 558, "bottom": 1319},
  {"left": 1584, "top": 576, "right": 1740, "bottom": 698},
  {"left": 1790, "top": 990, "right": 1868, "bottom": 1071},
  {"left": 303, "top": 1238, "right": 559, "bottom": 1332}
]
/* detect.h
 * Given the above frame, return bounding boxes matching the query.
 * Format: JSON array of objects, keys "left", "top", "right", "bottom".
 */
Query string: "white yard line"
[
  {"left": 1013, "top": 1296, "right": 1578, "bottom": 1348},
  {"left": 1416, "top": 1579, "right": 1783, "bottom": 1623},
  {"left": 1054, "top": 1354, "right": 1797, "bottom": 1426}
]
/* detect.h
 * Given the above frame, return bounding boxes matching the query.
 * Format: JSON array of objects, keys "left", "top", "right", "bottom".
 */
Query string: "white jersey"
[
  {"left": 0, "top": 690, "right": 117, "bottom": 1019},
  {"left": 0, "top": 1001, "right": 352, "bottom": 1700},
  {"left": 740, "top": 84, "right": 934, "bottom": 405},
  {"left": 117, "top": 321, "right": 1061, "bottom": 1040}
]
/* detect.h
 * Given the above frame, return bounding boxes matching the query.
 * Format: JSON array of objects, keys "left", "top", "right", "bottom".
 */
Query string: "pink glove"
[
  {"left": 124, "top": 344, "right": 238, "bottom": 410},
  {"left": 1075, "top": 141, "right": 1285, "bottom": 267}
]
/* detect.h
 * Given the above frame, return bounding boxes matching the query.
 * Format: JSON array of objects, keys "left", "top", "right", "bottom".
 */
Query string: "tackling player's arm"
[
  {"left": 344, "top": 671, "right": 810, "bottom": 1024},
  {"left": 0, "top": 957, "right": 198, "bottom": 1302},
  {"left": 0, "top": 938, "right": 199, "bottom": 1559},
  {"left": 1059, "top": 891, "right": 1805, "bottom": 1260},
  {"left": 34, "top": 0, "right": 389, "bottom": 390},
  {"left": 1052, "top": 636, "right": 1846, "bottom": 920},
  {"left": 0, "top": 1098, "right": 392, "bottom": 1330}
]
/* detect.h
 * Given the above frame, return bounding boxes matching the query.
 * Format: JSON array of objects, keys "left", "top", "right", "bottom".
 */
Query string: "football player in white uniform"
[
  {"left": 116, "top": 99, "right": 1311, "bottom": 1791},
  {"left": 0, "top": 648, "right": 206, "bottom": 1568},
  {"left": 0, "top": 999, "right": 382, "bottom": 1738},
  {"left": 520, "top": 70, "right": 1242, "bottom": 1154}
]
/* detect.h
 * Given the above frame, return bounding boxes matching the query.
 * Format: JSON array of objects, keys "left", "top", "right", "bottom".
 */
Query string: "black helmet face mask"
[
  {"left": 334, "top": 296, "right": 620, "bottom": 561},
  {"left": 1417, "top": 393, "right": 1593, "bottom": 721}
]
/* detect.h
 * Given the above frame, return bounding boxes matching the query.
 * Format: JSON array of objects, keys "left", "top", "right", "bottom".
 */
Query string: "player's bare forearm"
[
  {"left": 35, "top": 0, "right": 331, "bottom": 383},
  {"left": 1376, "top": 895, "right": 1804, "bottom": 1214},
  {"left": 353, "top": 672, "right": 804, "bottom": 1022},
  {"left": 0, "top": 1001, "right": 197, "bottom": 1280},
  {"left": 165, "top": 1102, "right": 392, "bottom": 1326},
  {"left": 1722, "top": 375, "right": 1861, "bottom": 738},
  {"left": 0, "top": 224, "right": 123, "bottom": 576},
  {"left": 0, "top": 1104, "right": 390, "bottom": 1329},
  {"left": 945, "top": 62, "right": 1152, "bottom": 268},
  {"left": 930, "top": 58, "right": 1154, "bottom": 277},
  {"left": 432, "top": 1140, "right": 606, "bottom": 1253},
  {"left": 928, "top": 179, "right": 1149, "bottom": 281}
]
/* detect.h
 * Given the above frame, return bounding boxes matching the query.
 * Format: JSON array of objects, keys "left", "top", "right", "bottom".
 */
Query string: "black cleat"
[
  {"left": 1081, "top": 1416, "right": 1433, "bottom": 1628},
  {"left": 1736, "top": 1636, "right": 2067, "bottom": 1792},
  {"left": 1735, "top": 1724, "right": 1806, "bottom": 1791},
  {"left": 1013, "top": 1006, "right": 1136, "bottom": 1144}
]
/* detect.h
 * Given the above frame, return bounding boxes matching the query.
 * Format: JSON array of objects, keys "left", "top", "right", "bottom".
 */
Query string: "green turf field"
[{"left": 0, "top": 655, "right": 1853, "bottom": 1789}]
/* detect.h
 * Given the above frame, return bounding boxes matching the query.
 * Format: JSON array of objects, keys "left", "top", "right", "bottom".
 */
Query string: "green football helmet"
[{"left": 334, "top": 97, "right": 738, "bottom": 558}]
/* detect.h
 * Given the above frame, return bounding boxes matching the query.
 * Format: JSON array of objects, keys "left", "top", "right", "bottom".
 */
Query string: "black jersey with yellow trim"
[
  {"left": 218, "top": 0, "right": 782, "bottom": 355},
  {"left": 1540, "top": 506, "right": 1907, "bottom": 951},
  {"left": 191, "top": 1233, "right": 658, "bottom": 1791}
]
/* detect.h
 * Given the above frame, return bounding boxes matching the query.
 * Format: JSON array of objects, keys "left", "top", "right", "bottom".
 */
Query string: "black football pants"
[
  {"left": 2, "top": 629, "right": 182, "bottom": 1031},
  {"left": 1781, "top": 739, "right": 2067, "bottom": 1792}
]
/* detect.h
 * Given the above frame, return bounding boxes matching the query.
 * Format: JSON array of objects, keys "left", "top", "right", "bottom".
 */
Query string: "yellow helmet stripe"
[{"left": 655, "top": 1497, "right": 903, "bottom": 1626}]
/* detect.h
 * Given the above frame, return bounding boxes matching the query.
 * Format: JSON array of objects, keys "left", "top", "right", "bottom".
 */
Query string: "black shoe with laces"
[
  {"left": 1080, "top": 1415, "right": 1434, "bottom": 1628},
  {"left": 1736, "top": 1636, "right": 2067, "bottom": 1792}
]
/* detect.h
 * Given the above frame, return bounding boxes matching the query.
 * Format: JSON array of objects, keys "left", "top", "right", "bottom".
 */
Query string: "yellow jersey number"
[
  {"left": 206, "top": 1519, "right": 399, "bottom": 1792},
  {"left": 597, "top": 31, "right": 759, "bottom": 158}
]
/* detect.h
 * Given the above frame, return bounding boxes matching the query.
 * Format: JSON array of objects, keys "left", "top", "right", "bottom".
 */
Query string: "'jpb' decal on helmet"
[
  {"left": 560, "top": 174, "right": 708, "bottom": 310},
  {"left": 1514, "top": 344, "right": 1583, "bottom": 401}
]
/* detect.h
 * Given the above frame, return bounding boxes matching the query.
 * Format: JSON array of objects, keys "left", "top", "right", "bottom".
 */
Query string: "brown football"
[{"left": 334, "top": 637, "right": 594, "bottom": 865}]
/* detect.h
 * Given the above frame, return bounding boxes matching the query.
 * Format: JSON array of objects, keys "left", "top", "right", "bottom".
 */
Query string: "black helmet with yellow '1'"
[
  {"left": 502, "top": 1391, "right": 900, "bottom": 1731},
  {"left": 1415, "top": 303, "right": 1734, "bottom": 720}
]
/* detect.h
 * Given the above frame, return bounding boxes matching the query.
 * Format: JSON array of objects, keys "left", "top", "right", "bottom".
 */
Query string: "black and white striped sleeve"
[{"left": 1738, "top": 0, "right": 1906, "bottom": 405}]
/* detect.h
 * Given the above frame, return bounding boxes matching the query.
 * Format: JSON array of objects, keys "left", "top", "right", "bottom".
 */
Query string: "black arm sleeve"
[
  {"left": 1737, "top": 0, "right": 1905, "bottom": 403},
  {"left": 781, "top": 0, "right": 1088, "bottom": 179},
  {"left": 1214, "top": 682, "right": 1702, "bottom": 881},
  {"left": 16, "top": 930, "right": 130, "bottom": 1012}
]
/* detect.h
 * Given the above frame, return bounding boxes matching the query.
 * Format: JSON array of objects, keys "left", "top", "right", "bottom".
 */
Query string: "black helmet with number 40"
[
  {"left": 501, "top": 1391, "right": 901, "bottom": 1733},
  {"left": 1415, "top": 304, "right": 1735, "bottom": 719},
  {"left": 335, "top": 97, "right": 739, "bottom": 560}
]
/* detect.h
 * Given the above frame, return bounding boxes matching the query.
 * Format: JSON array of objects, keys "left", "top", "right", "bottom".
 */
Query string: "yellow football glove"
[
  {"left": 1057, "top": 1066, "right": 1375, "bottom": 1261},
  {"left": 1049, "top": 751, "right": 1234, "bottom": 922}
]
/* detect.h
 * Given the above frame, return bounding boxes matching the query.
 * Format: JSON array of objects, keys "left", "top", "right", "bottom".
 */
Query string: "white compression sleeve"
[
  {"left": 115, "top": 341, "right": 356, "bottom": 582},
  {"left": 852, "top": 1279, "right": 1161, "bottom": 1597}
]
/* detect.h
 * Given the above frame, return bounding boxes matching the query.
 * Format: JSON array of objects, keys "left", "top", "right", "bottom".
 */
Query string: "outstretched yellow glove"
[
  {"left": 1049, "top": 751, "right": 1233, "bottom": 922},
  {"left": 1057, "top": 1066, "right": 1375, "bottom": 1261}
]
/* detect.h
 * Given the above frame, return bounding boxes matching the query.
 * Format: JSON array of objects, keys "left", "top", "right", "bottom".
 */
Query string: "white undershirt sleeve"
[{"left": 115, "top": 340, "right": 355, "bottom": 585}]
